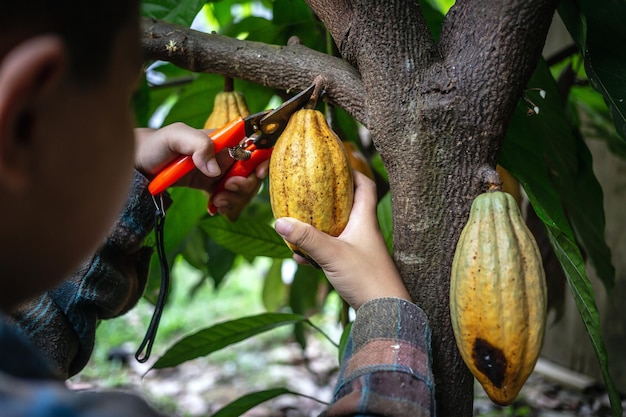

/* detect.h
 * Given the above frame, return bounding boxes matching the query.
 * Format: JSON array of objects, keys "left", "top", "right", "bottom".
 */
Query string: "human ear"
[{"left": 0, "top": 35, "right": 66, "bottom": 190}]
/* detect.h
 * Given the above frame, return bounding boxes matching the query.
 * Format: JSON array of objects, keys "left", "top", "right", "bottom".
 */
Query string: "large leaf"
[
  {"left": 211, "top": 388, "right": 293, "bottom": 417},
  {"left": 200, "top": 215, "right": 294, "bottom": 259},
  {"left": 206, "top": 238, "right": 237, "bottom": 287},
  {"left": 272, "top": 0, "right": 326, "bottom": 51},
  {"left": 516, "top": 60, "right": 614, "bottom": 291},
  {"left": 499, "top": 61, "right": 620, "bottom": 415},
  {"left": 262, "top": 259, "right": 288, "bottom": 312},
  {"left": 223, "top": 16, "right": 282, "bottom": 44},
  {"left": 163, "top": 73, "right": 226, "bottom": 128},
  {"left": 142, "top": 0, "right": 205, "bottom": 27},
  {"left": 570, "top": 83, "right": 626, "bottom": 160},
  {"left": 289, "top": 265, "right": 326, "bottom": 349},
  {"left": 152, "top": 313, "right": 307, "bottom": 369},
  {"left": 558, "top": 0, "right": 626, "bottom": 141}
]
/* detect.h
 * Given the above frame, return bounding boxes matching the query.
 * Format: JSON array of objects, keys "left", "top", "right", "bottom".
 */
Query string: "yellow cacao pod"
[
  {"left": 343, "top": 141, "right": 375, "bottom": 181},
  {"left": 203, "top": 91, "right": 250, "bottom": 130},
  {"left": 496, "top": 164, "right": 523, "bottom": 209},
  {"left": 269, "top": 109, "right": 354, "bottom": 263},
  {"left": 450, "top": 191, "right": 547, "bottom": 406},
  {"left": 204, "top": 91, "right": 252, "bottom": 222}
]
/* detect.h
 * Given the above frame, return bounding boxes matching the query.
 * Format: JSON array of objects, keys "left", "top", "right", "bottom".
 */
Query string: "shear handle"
[
  {"left": 148, "top": 117, "right": 247, "bottom": 196},
  {"left": 208, "top": 148, "right": 273, "bottom": 215}
]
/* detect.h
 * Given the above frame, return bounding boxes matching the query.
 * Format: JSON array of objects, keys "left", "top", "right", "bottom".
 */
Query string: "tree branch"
[
  {"left": 305, "top": 0, "right": 352, "bottom": 56},
  {"left": 140, "top": 17, "right": 366, "bottom": 123}
]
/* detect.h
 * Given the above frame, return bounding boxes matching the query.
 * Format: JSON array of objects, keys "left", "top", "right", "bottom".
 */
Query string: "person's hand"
[
  {"left": 134, "top": 124, "right": 266, "bottom": 217},
  {"left": 274, "top": 171, "right": 411, "bottom": 310},
  {"left": 210, "top": 161, "right": 268, "bottom": 220}
]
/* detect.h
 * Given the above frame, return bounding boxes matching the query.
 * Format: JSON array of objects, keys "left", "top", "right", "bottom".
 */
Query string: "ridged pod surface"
[
  {"left": 269, "top": 109, "right": 354, "bottom": 263},
  {"left": 450, "top": 191, "right": 547, "bottom": 406},
  {"left": 204, "top": 91, "right": 253, "bottom": 221},
  {"left": 203, "top": 91, "right": 250, "bottom": 129}
]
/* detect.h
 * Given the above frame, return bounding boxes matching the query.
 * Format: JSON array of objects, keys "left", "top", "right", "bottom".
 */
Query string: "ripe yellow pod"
[
  {"left": 450, "top": 191, "right": 547, "bottom": 405},
  {"left": 204, "top": 90, "right": 252, "bottom": 221},
  {"left": 269, "top": 109, "right": 354, "bottom": 263},
  {"left": 203, "top": 91, "right": 250, "bottom": 129},
  {"left": 496, "top": 164, "right": 522, "bottom": 209}
]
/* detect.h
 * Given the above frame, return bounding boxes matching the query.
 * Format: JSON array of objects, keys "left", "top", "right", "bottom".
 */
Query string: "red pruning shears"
[{"left": 148, "top": 84, "right": 315, "bottom": 214}]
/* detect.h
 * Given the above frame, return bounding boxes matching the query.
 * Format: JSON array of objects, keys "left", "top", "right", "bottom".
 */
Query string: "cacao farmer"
[{"left": 0, "top": 1, "right": 435, "bottom": 416}]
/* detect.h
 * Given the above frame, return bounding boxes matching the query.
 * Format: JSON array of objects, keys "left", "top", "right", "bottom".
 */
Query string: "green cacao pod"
[
  {"left": 269, "top": 109, "right": 354, "bottom": 264},
  {"left": 450, "top": 191, "right": 547, "bottom": 405}
]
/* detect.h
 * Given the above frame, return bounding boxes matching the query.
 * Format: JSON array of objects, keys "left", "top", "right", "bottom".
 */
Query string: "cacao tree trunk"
[
  {"left": 308, "top": 1, "right": 558, "bottom": 415},
  {"left": 142, "top": 0, "right": 559, "bottom": 414}
]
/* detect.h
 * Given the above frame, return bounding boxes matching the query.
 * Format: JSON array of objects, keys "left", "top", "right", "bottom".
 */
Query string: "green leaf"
[
  {"left": 571, "top": 86, "right": 626, "bottom": 159},
  {"left": 271, "top": 0, "right": 326, "bottom": 51},
  {"left": 262, "top": 259, "right": 288, "bottom": 312},
  {"left": 290, "top": 266, "right": 324, "bottom": 315},
  {"left": 377, "top": 192, "right": 393, "bottom": 253},
  {"left": 211, "top": 388, "right": 293, "bottom": 417},
  {"left": 180, "top": 226, "right": 210, "bottom": 274},
  {"left": 208, "top": 1, "right": 237, "bottom": 30},
  {"left": 152, "top": 313, "right": 308, "bottom": 369},
  {"left": 511, "top": 59, "right": 614, "bottom": 291},
  {"left": 232, "top": 79, "right": 275, "bottom": 114},
  {"left": 417, "top": 0, "right": 446, "bottom": 41},
  {"left": 200, "top": 215, "right": 294, "bottom": 259},
  {"left": 338, "top": 322, "right": 352, "bottom": 365},
  {"left": 558, "top": 1, "right": 626, "bottom": 141},
  {"left": 223, "top": 16, "right": 282, "bottom": 44},
  {"left": 289, "top": 266, "right": 326, "bottom": 350},
  {"left": 370, "top": 153, "right": 389, "bottom": 182},
  {"left": 329, "top": 105, "right": 360, "bottom": 144},
  {"left": 206, "top": 238, "right": 237, "bottom": 288},
  {"left": 546, "top": 228, "right": 620, "bottom": 417},
  {"left": 500, "top": 61, "right": 620, "bottom": 415},
  {"left": 132, "top": 76, "right": 151, "bottom": 127},
  {"left": 163, "top": 73, "right": 226, "bottom": 128},
  {"left": 141, "top": 0, "right": 205, "bottom": 27}
]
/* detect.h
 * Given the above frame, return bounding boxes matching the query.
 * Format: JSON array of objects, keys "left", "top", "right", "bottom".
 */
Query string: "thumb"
[{"left": 274, "top": 218, "right": 335, "bottom": 265}]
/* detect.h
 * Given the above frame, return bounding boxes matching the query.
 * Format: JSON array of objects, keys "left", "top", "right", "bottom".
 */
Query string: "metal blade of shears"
[
  {"left": 207, "top": 84, "right": 316, "bottom": 217},
  {"left": 250, "top": 84, "right": 315, "bottom": 149}
]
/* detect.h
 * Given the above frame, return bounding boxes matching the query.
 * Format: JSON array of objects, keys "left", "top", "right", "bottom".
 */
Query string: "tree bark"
[
  {"left": 141, "top": 18, "right": 367, "bottom": 123},
  {"left": 307, "top": 1, "right": 557, "bottom": 415},
  {"left": 141, "top": 0, "right": 558, "bottom": 413}
]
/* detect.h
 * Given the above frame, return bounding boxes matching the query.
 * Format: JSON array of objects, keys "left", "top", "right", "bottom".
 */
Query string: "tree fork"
[
  {"left": 141, "top": 0, "right": 558, "bottom": 412},
  {"left": 307, "top": 0, "right": 558, "bottom": 415}
]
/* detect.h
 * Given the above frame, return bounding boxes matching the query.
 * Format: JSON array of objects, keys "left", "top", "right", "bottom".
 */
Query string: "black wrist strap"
[{"left": 135, "top": 196, "right": 170, "bottom": 363}]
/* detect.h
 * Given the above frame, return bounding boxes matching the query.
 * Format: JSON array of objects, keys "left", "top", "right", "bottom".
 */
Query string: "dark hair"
[{"left": 1, "top": 1, "right": 140, "bottom": 84}]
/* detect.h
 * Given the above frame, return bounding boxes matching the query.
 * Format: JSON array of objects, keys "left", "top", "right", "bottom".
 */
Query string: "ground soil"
[{"left": 69, "top": 333, "right": 624, "bottom": 417}]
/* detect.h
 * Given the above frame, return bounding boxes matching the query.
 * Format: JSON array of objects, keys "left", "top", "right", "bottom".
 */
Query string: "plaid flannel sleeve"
[
  {"left": 322, "top": 297, "right": 436, "bottom": 417},
  {"left": 10, "top": 171, "right": 170, "bottom": 379}
]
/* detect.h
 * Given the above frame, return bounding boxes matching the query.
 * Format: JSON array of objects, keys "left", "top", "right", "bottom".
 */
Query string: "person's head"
[{"left": 0, "top": 1, "right": 142, "bottom": 310}]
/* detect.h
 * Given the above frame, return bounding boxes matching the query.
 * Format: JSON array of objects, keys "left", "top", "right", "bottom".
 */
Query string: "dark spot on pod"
[{"left": 473, "top": 338, "right": 507, "bottom": 388}]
